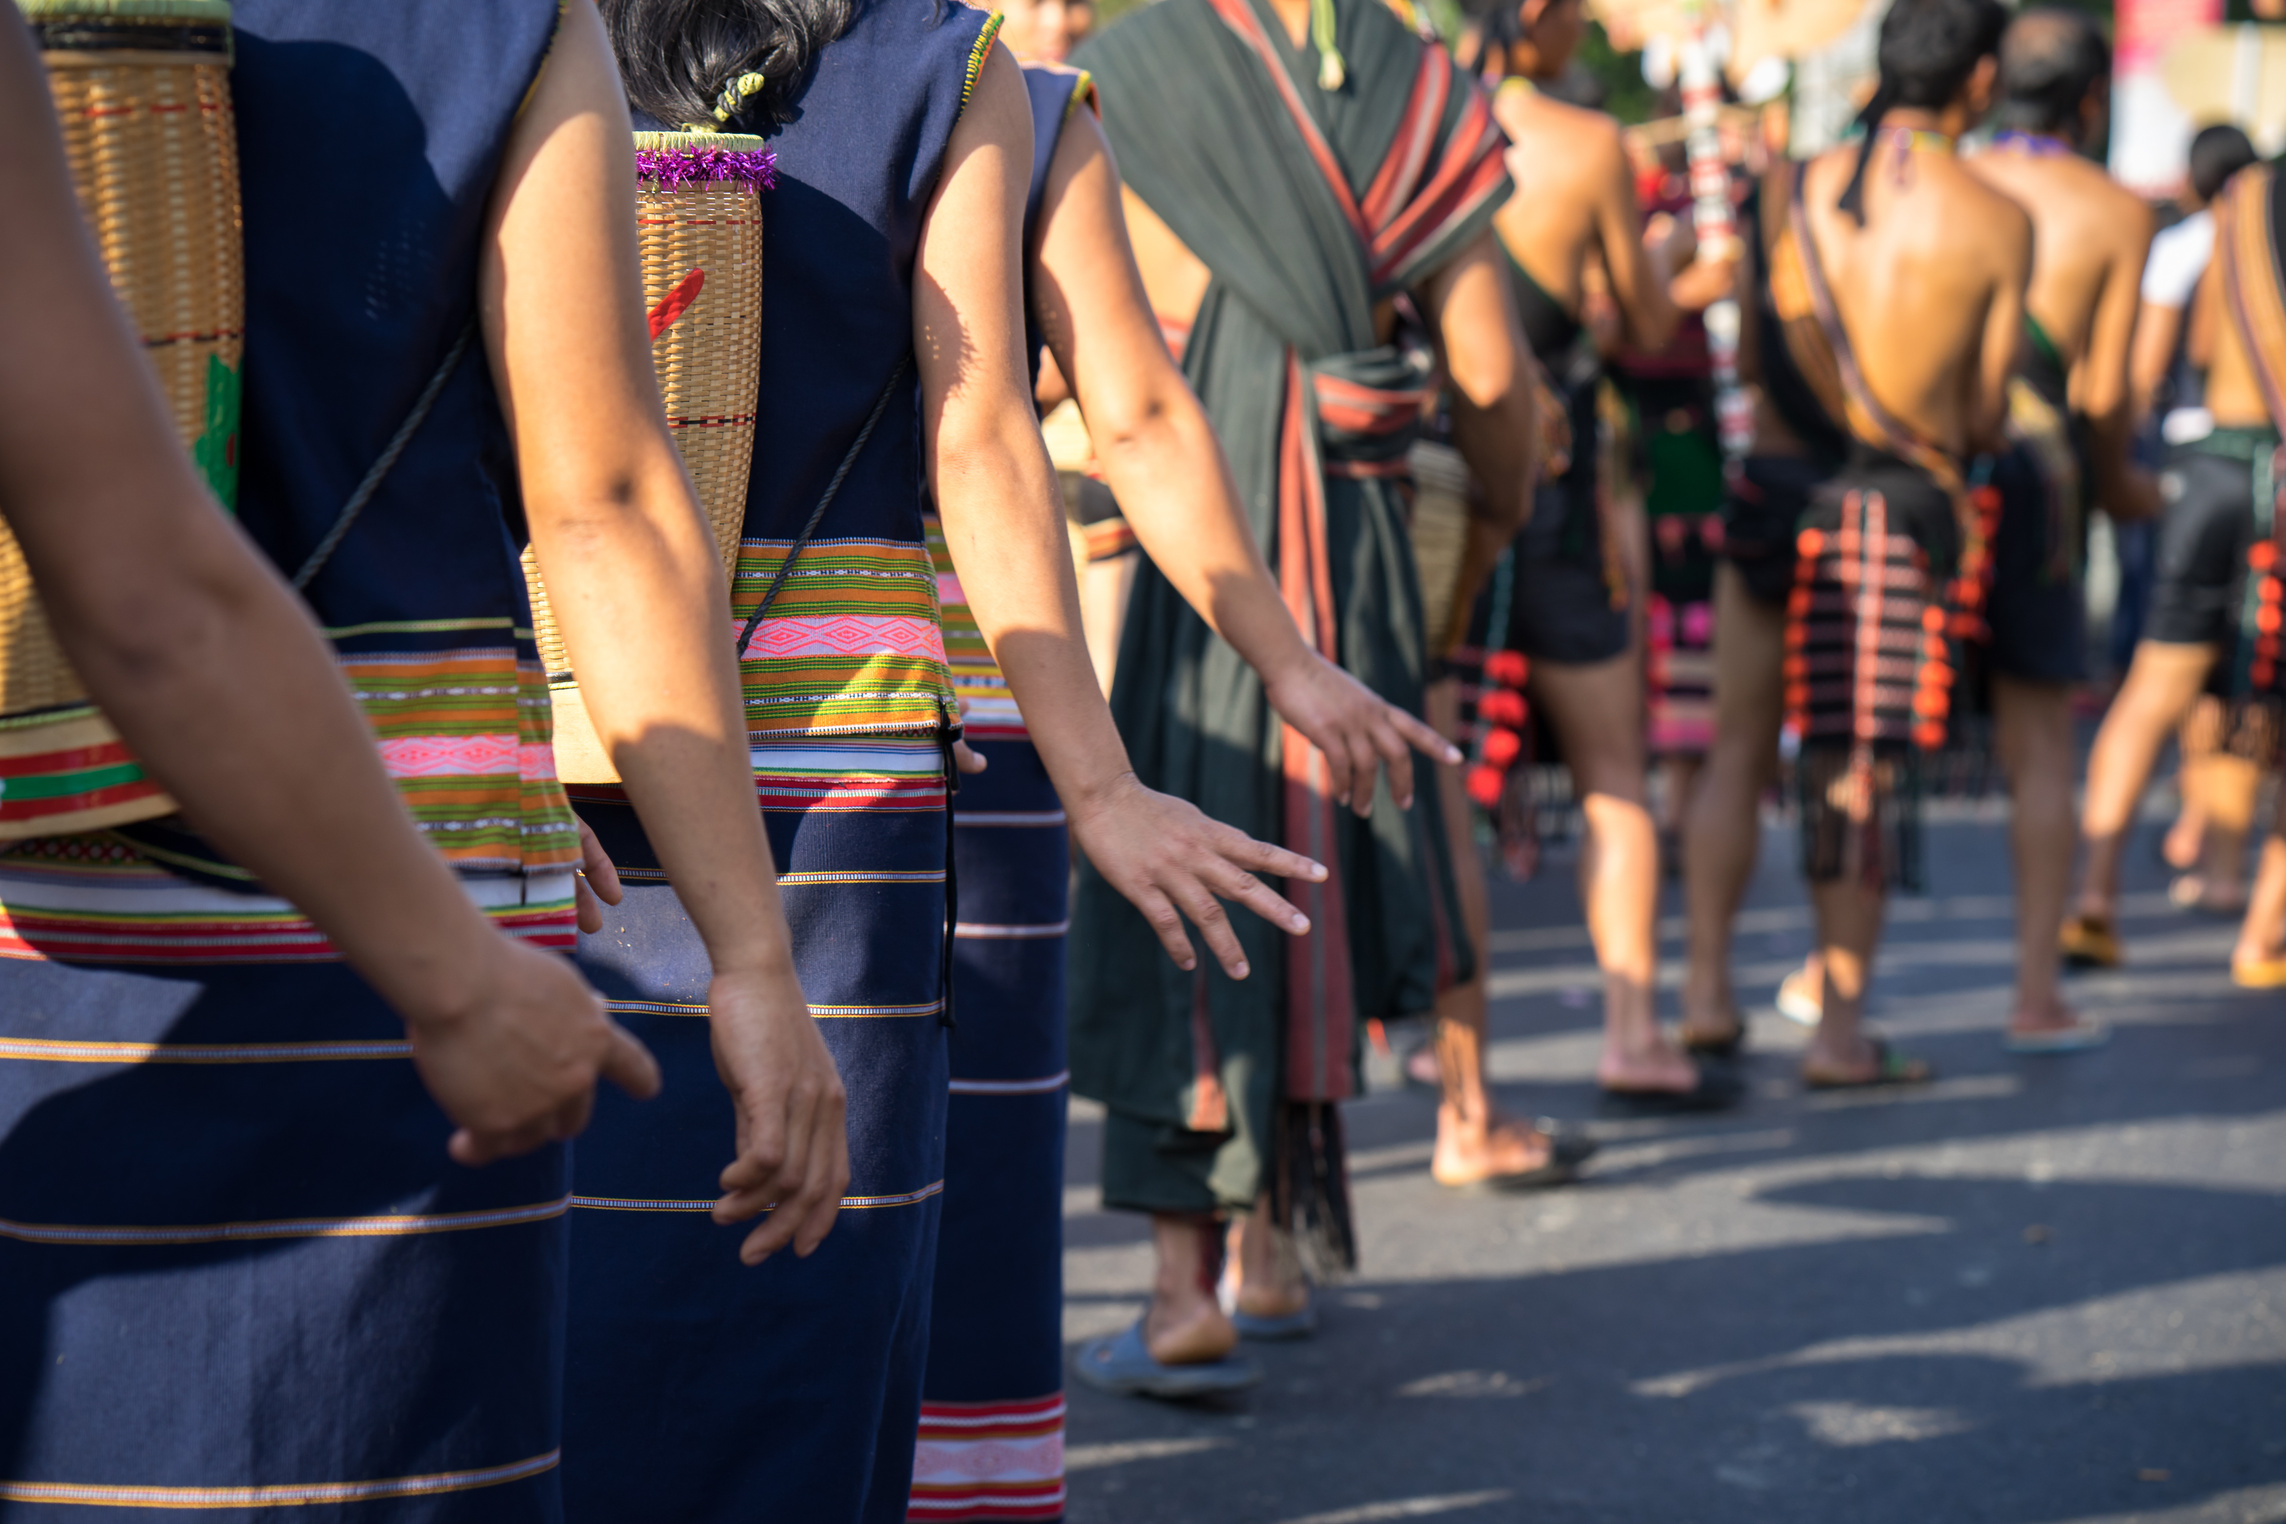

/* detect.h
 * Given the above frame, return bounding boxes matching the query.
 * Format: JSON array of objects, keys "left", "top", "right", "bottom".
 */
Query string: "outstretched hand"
[
  {"left": 1262, "top": 652, "right": 1461, "bottom": 816},
  {"left": 1067, "top": 771, "right": 1327, "bottom": 978},
  {"left": 407, "top": 936, "right": 662, "bottom": 1168},
  {"left": 708, "top": 964, "right": 851, "bottom": 1265}
]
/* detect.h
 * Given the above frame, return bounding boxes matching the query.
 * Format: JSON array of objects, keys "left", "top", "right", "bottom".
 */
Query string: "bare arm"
[
  {"left": 2128, "top": 298, "right": 2184, "bottom": 425},
  {"left": 1973, "top": 209, "right": 2036, "bottom": 454},
  {"left": 2081, "top": 206, "right": 2160, "bottom": 521},
  {"left": 1032, "top": 110, "right": 1455, "bottom": 814},
  {"left": 923, "top": 43, "right": 1323, "bottom": 978},
  {"left": 484, "top": 0, "right": 845, "bottom": 1264},
  {"left": 0, "top": 11, "right": 658, "bottom": 1164},
  {"left": 1421, "top": 229, "right": 1540, "bottom": 619},
  {"left": 1592, "top": 126, "right": 1682, "bottom": 353}
]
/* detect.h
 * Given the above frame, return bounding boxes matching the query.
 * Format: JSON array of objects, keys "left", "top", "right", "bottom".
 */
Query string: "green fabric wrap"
[{"left": 1068, "top": 0, "right": 1505, "bottom": 1208}]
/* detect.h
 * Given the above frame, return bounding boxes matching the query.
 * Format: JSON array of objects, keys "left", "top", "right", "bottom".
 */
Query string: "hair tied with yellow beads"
[{"left": 685, "top": 70, "right": 768, "bottom": 132}]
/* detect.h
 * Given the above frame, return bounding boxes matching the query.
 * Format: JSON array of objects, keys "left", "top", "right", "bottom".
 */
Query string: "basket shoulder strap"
[
  {"left": 291, "top": 321, "right": 479, "bottom": 591},
  {"left": 734, "top": 354, "right": 913, "bottom": 658}
]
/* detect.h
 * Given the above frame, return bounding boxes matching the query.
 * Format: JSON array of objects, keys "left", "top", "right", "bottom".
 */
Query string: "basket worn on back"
[
  {"left": 1, "top": 0, "right": 243, "bottom": 837},
  {"left": 1406, "top": 438, "right": 1472, "bottom": 658},
  {"left": 522, "top": 131, "right": 770, "bottom": 782}
]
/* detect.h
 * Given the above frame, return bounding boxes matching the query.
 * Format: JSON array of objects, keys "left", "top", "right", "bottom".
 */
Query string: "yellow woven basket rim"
[
  {"left": 17, "top": 0, "right": 231, "bottom": 18},
  {"left": 633, "top": 131, "right": 770, "bottom": 154}
]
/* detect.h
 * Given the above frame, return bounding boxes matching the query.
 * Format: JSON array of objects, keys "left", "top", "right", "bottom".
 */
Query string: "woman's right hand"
[
  {"left": 1067, "top": 771, "right": 1327, "bottom": 979},
  {"left": 405, "top": 936, "right": 662, "bottom": 1168}
]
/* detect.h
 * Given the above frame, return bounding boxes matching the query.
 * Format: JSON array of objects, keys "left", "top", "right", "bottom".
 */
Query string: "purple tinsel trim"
[{"left": 635, "top": 146, "right": 777, "bottom": 192}]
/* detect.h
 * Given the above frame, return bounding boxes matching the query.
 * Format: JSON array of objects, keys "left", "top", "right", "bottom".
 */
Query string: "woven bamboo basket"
[
  {"left": 526, "top": 130, "right": 771, "bottom": 783},
  {"left": 1, "top": 0, "right": 242, "bottom": 838},
  {"left": 1408, "top": 439, "right": 1474, "bottom": 658}
]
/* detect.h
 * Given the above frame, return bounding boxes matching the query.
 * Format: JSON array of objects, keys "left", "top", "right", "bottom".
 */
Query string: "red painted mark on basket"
[{"left": 648, "top": 269, "right": 705, "bottom": 341}]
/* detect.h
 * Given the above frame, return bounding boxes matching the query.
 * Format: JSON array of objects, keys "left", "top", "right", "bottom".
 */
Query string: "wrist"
[
  {"left": 1252, "top": 629, "right": 1319, "bottom": 698},
  {"left": 1065, "top": 766, "right": 1143, "bottom": 833},
  {"left": 385, "top": 911, "right": 515, "bottom": 1035}
]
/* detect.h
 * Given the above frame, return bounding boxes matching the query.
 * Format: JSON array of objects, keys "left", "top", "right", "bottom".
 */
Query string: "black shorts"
[
  {"left": 2145, "top": 443, "right": 2257, "bottom": 648},
  {"left": 1500, "top": 473, "right": 1630, "bottom": 665},
  {"left": 1984, "top": 442, "right": 2087, "bottom": 684},
  {"left": 1721, "top": 454, "right": 1833, "bottom": 605}
]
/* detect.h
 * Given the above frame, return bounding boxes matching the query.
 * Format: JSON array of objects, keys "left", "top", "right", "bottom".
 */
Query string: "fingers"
[
  {"left": 1318, "top": 727, "right": 1356, "bottom": 816},
  {"left": 599, "top": 1019, "right": 663, "bottom": 1101},
  {"left": 447, "top": 1118, "right": 554, "bottom": 1169},
  {"left": 574, "top": 873, "right": 603, "bottom": 935},
  {"left": 1172, "top": 875, "right": 1250, "bottom": 979},
  {"left": 1343, "top": 726, "right": 1381, "bottom": 817},
  {"left": 1133, "top": 885, "right": 1201, "bottom": 972},
  {"left": 577, "top": 819, "right": 625, "bottom": 908},
  {"left": 952, "top": 739, "right": 990, "bottom": 775},
  {"left": 796, "top": 1099, "right": 850, "bottom": 1256},
  {"left": 1229, "top": 831, "right": 1326, "bottom": 886},
  {"left": 1388, "top": 702, "right": 1461, "bottom": 767}
]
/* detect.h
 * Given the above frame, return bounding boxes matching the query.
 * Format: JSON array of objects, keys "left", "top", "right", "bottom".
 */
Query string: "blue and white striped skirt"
[
  {"left": 563, "top": 738, "right": 951, "bottom": 1524},
  {"left": 911, "top": 737, "right": 1071, "bottom": 1524}
]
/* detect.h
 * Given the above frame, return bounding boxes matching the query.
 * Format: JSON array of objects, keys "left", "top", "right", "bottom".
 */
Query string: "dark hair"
[
  {"left": 1996, "top": 8, "right": 2110, "bottom": 135},
  {"left": 2189, "top": 122, "right": 2259, "bottom": 204},
  {"left": 602, "top": 0, "right": 853, "bottom": 130},
  {"left": 1458, "top": 0, "right": 1526, "bottom": 75},
  {"left": 1837, "top": 0, "right": 2009, "bottom": 221}
]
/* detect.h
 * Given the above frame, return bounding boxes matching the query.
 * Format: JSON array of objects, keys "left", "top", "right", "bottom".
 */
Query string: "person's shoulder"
[
  {"left": 2062, "top": 154, "right": 2155, "bottom": 243},
  {"left": 1503, "top": 89, "right": 1623, "bottom": 167}
]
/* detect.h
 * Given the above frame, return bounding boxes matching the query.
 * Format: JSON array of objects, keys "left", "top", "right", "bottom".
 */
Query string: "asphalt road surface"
[{"left": 1059, "top": 799, "right": 2286, "bottom": 1523}]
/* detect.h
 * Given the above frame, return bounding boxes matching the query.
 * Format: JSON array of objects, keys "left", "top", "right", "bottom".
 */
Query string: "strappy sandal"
[
  {"left": 2231, "top": 953, "right": 2286, "bottom": 990},
  {"left": 1599, "top": 1060, "right": 1745, "bottom": 1115},
  {"left": 2059, "top": 914, "right": 2123, "bottom": 969},
  {"left": 1433, "top": 1119, "right": 1598, "bottom": 1192},
  {"left": 1073, "top": 1322, "right": 1262, "bottom": 1400},
  {"left": 1803, "top": 1037, "right": 1931, "bottom": 1090},
  {"left": 1681, "top": 1016, "right": 1748, "bottom": 1059}
]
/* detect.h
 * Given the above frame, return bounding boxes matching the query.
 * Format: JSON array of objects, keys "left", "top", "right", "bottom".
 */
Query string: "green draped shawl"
[{"left": 1069, "top": 0, "right": 1510, "bottom": 1217}]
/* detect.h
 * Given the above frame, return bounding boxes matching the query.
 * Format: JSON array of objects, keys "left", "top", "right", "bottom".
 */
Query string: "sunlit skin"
[
  {"left": 1113, "top": 0, "right": 1544, "bottom": 1355},
  {"left": 1451, "top": 0, "right": 1738, "bottom": 1108},
  {"left": 2129, "top": 178, "right": 2247, "bottom": 919},
  {"left": 2077, "top": 188, "right": 2286, "bottom": 976},
  {"left": 992, "top": 2, "right": 1475, "bottom": 1361},
  {"left": 1955, "top": 28, "right": 2153, "bottom": 1039},
  {"left": 1787, "top": 76, "right": 2029, "bottom": 1083}
]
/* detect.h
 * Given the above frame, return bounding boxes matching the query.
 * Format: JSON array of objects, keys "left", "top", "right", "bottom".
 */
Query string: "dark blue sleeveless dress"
[
  {"left": 0, "top": 4, "right": 579, "bottom": 1515},
  {"left": 562, "top": 4, "right": 998, "bottom": 1520},
  {"left": 910, "top": 63, "right": 1094, "bottom": 1524}
]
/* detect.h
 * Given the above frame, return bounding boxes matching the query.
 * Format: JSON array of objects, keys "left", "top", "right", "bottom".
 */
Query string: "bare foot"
[
  {"left": 1224, "top": 1217, "right": 1310, "bottom": 1320},
  {"left": 1596, "top": 1040, "right": 1703, "bottom": 1094},
  {"left": 2163, "top": 810, "right": 2203, "bottom": 872},
  {"left": 2007, "top": 992, "right": 2085, "bottom": 1039},
  {"left": 1678, "top": 994, "right": 1745, "bottom": 1052},
  {"left": 1143, "top": 1295, "right": 1238, "bottom": 1366},
  {"left": 1801, "top": 1031, "right": 1928, "bottom": 1087},
  {"left": 1431, "top": 1106, "right": 1557, "bottom": 1187}
]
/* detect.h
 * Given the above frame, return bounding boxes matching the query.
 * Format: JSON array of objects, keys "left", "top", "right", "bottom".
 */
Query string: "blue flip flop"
[
  {"left": 1073, "top": 1321, "right": 1263, "bottom": 1400},
  {"left": 1230, "top": 1303, "right": 1318, "bottom": 1342}
]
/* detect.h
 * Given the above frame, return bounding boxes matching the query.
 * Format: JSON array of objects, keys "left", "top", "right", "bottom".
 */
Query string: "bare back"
[
  {"left": 2201, "top": 187, "right": 2274, "bottom": 431},
  {"left": 1490, "top": 84, "right": 1671, "bottom": 348},
  {"left": 1967, "top": 145, "right": 2153, "bottom": 400},
  {"left": 1800, "top": 139, "right": 2031, "bottom": 457}
]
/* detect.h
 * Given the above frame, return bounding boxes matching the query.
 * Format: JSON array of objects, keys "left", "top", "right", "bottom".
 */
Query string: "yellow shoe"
[
  {"left": 2231, "top": 954, "right": 2286, "bottom": 989},
  {"left": 2060, "top": 915, "right": 2122, "bottom": 969}
]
